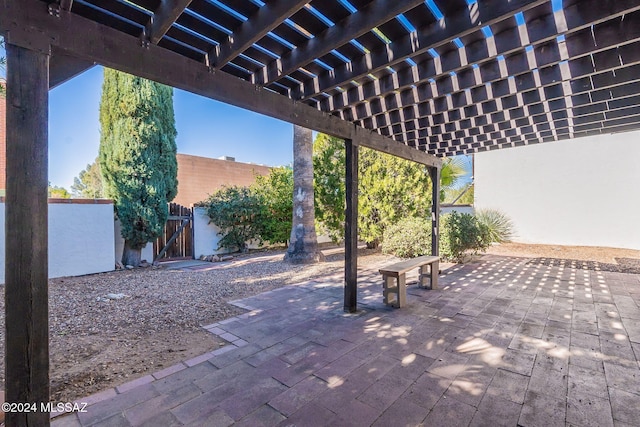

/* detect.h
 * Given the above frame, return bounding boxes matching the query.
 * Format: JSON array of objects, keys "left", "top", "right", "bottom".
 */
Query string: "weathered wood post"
[
  {"left": 430, "top": 166, "right": 441, "bottom": 257},
  {"left": 5, "top": 42, "right": 51, "bottom": 426},
  {"left": 344, "top": 139, "right": 358, "bottom": 312}
]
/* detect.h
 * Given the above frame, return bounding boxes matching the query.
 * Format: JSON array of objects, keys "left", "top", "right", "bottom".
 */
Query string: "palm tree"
[
  {"left": 284, "top": 125, "right": 324, "bottom": 263},
  {"left": 440, "top": 156, "right": 468, "bottom": 202}
]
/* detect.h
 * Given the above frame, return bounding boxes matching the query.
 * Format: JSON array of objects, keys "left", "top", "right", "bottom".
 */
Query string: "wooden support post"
[
  {"left": 344, "top": 139, "right": 358, "bottom": 313},
  {"left": 430, "top": 166, "right": 441, "bottom": 257},
  {"left": 5, "top": 43, "right": 51, "bottom": 426}
]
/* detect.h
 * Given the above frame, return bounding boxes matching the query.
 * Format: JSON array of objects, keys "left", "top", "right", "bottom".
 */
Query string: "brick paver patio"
[{"left": 52, "top": 255, "right": 640, "bottom": 426}]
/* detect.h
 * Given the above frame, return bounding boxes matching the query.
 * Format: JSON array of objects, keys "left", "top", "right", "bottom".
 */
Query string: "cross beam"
[
  {"left": 256, "top": 0, "right": 425, "bottom": 85},
  {"left": 213, "top": 0, "right": 309, "bottom": 68},
  {"left": 0, "top": 0, "right": 440, "bottom": 168}
]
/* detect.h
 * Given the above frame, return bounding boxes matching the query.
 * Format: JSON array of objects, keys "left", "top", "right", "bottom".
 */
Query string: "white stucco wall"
[
  {"left": 0, "top": 201, "right": 116, "bottom": 282},
  {"left": 193, "top": 206, "right": 224, "bottom": 257},
  {"left": 114, "top": 219, "right": 154, "bottom": 264},
  {"left": 193, "top": 207, "right": 331, "bottom": 256},
  {"left": 474, "top": 133, "right": 640, "bottom": 249}
]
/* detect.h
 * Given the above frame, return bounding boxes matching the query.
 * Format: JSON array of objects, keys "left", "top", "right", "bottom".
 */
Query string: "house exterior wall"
[
  {"left": 175, "top": 153, "right": 271, "bottom": 206},
  {"left": 0, "top": 199, "right": 116, "bottom": 282},
  {"left": 474, "top": 133, "right": 640, "bottom": 250}
]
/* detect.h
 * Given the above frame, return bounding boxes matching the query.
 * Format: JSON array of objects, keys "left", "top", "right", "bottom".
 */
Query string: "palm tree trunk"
[{"left": 284, "top": 125, "right": 324, "bottom": 264}]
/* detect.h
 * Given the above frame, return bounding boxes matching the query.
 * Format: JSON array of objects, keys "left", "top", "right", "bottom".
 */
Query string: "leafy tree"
[
  {"left": 252, "top": 166, "right": 293, "bottom": 245},
  {"left": 99, "top": 69, "right": 177, "bottom": 266},
  {"left": 203, "top": 186, "right": 264, "bottom": 252},
  {"left": 313, "top": 133, "right": 346, "bottom": 243},
  {"left": 48, "top": 183, "right": 71, "bottom": 199},
  {"left": 358, "top": 148, "right": 434, "bottom": 246},
  {"left": 313, "top": 134, "right": 467, "bottom": 246},
  {"left": 71, "top": 159, "right": 105, "bottom": 198}
]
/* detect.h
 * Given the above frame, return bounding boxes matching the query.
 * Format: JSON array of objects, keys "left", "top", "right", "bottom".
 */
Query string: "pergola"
[{"left": 1, "top": 0, "right": 639, "bottom": 424}]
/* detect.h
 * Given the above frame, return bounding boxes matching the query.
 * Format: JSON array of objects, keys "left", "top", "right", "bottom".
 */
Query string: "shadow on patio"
[{"left": 53, "top": 255, "right": 640, "bottom": 426}]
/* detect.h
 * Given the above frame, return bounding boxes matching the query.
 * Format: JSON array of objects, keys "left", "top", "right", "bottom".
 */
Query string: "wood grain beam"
[
  {"left": 442, "top": 117, "right": 640, "bottom": 156},
  {"left": 146, "top": 0, "right": 193, "bottom": 45},
  {"left": 0, "top": 0, "right": 441, "bottom": 167},
  {"left": 49, "top": 46, "right": 94, "bottom": 89},
  {"left": 363, "top": 50, "right": 640, "bottom": 145},
  {"left": 430, "top": 166, "right": 440, "bottom": 257},
  {"left": 344, "top": 139, "right": 358, "bottom": 313},
  {"left": 213, "top": 0, "right": 308, "bottom": 68},
  {"left": 295, "top": 0, "right": 549, "bottom": 100},
  {"left": 59, "top": 0, "right": 73, "bottom": 11},
  {"left": 324, "top": 8, "right": 640, "bottom": 114},
  {"left": 256, "top": 0, "right": 425, "bottom": 85},
  {"left": 5, "top": 42, "right": 50, "bottom": 427},
  {"left": 360, "top": 59, "right": 640, "bottom": 137}
]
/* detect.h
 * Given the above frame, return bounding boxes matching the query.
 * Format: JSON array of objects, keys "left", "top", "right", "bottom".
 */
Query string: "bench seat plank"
[
  {"left": 378, "top": 255, "right": 440, "bottom": 277},
  {"left": 379, "top": 255, "right": 440, "bottom": 308}
]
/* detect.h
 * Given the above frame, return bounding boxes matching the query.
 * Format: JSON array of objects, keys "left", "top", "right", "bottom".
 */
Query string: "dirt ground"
[
  {"left": 1, "top": 243, "right": 638, "bottom": 403},
  {"left": 484, "top": 241, "right": 640, "bottom": 264}
]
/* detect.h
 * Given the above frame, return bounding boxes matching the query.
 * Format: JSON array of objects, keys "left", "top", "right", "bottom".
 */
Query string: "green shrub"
[
  {"left": 440, "top": 212, "right": 490, "bottom": 262},
  {"left": 382, "top": 217, "right": 432, "bottom": 258},
  {"left": 202, "top": 186, "right": 264, "bottom": 253},
  {"left": 475, "top": 208, "right": 514, "bottom": 243}
]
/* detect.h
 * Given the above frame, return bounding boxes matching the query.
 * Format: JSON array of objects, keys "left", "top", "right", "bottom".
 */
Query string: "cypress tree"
[{"left": 99, "top": 69, "right": 178, "bottom": 266}]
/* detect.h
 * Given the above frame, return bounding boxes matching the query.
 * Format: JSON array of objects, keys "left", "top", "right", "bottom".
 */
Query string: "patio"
[{"left": 52, "top": 254, "right": 640, "bottom": 426}]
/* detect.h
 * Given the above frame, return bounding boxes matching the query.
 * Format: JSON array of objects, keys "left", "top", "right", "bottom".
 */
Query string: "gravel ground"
[
  {"left": 0, "top": 248, "right": 390, "bottom": 402},
  {"left": 0, "top": 242, "right": 637, "bottom": 402}
]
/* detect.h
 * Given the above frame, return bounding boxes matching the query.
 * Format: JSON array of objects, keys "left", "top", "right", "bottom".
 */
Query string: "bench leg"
[
  {"left": 431, "top": 261, "right": 439, "bottom": 290},
  {"left": 397, "top": 274, "right": 407, "bottom": 308},
  {"left": 383, "top": 275, "right": 396, "bottom": 306},
  {"left": 418, "top": 265, "right": 428, "bottom": 288}
]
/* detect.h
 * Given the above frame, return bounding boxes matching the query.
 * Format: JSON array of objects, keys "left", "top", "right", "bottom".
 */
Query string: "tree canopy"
[
  {"left": 251, "top": 166, "right": 293, "bottom": 245},
  {"left": 313, "top": 133, "right": 467, "bottom": 245},
  {"left": 71, "top": 159, "right": 105, "bottom": 198},
  {"left": 99, "top": 69, "right": 177, "bottom": 265}
]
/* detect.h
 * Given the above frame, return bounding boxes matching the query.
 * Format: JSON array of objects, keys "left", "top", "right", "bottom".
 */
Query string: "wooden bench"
[{"left": 378, "top": 255, "right": 440, "bottom": 308}]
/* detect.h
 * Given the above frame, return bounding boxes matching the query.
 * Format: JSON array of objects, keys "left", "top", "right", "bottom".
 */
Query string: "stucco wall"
[
  {"left": 0, "top": 200, "right": 115, "bottom": 282},
  {"left": 474, "top": 133, "right": 640, "bottom": 249},
  {"left": 175, "top": 154, "right": 271, "bottom": 206},
  {"left": 192, "top": 207, "right": 261, "bottom": 256}
]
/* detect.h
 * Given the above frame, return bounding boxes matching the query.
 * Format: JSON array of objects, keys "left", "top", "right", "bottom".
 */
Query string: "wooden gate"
[{"left": 153, "top": 203, "right": 194, "bottom": 261}]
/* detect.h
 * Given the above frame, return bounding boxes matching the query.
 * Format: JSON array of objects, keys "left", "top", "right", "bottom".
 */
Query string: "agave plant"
[{"left": 475, "top": 209, "right": 514, "bottom": 243}]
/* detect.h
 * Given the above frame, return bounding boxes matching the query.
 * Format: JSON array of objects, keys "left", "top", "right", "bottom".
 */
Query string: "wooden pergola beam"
[
  {"left": 309, "top": 0, "right": 640, "bottom": 106},
  {"left": 344, "top": 139, "right": 358, "bottom": 313},
  {"left": 49, "top": 47, "right": 94, "bottom": 89},
  {"left": 430, "top": 167, "right": 440, "bottom": 257},
  {"left": 146, "top": 0, "right": 193, "bottom": 45},
  {"left": 364, "top": 54, "right": 640, "bottom": 145},
  {"left": 256, "top": 0, "right": 425, "bottom": 85},
  {"left": 295, "top": 0, "right": 549, "bottom": 100},
  {"left": 324, "top": 10, "right": 640, "bottom": 116},
  {"left": 213, "top": 0, "right": 308, "bottom": 68},
  {"left": 0, "top": 0, "right": 441, "bottom": 168}
]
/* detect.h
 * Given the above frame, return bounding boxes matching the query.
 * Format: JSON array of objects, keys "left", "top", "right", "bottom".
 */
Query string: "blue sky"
[
  {"left": 49, "top": 66, "right": 471, "bottom": 191},
  {"left": 50, "top": 65, "right": 295, "bottom": 189}
]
